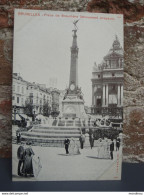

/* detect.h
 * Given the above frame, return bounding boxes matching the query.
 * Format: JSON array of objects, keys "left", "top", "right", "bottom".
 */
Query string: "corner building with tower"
[{"left": 91, "top": 36, "right": 124, "bottom": 118}]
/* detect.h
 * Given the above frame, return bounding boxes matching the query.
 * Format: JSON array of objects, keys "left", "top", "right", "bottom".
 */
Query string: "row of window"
[
  {"left": 106, "top": 59, "right": 123, "bottom": 66},
  {"left": 13, "top": 85, "right": 25, "bottom": 94},
  {"left": 13, "top": 86, "right": 52, "bottom": 100},
  {"left": 97, "top": 73, "right": 116, "bottom": 78},
  {"left": 29, "top": 93, "right": 52, "bottom": 100},
  {"left": 12, "top": 96, "right": 22, "bottom": 104},
  {"left": 13, "top": 96, "right": 51, "bottom": 105},
  {"left": 29, "top": 99, "right": 50, "bottom": 105}
]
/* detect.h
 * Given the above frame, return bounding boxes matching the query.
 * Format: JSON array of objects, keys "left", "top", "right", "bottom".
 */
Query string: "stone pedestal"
[{"left": 62, "top": 95, "right": 86, "bottom": 118}]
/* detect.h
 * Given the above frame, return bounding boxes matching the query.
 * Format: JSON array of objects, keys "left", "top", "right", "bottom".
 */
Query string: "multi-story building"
[
  {"left": 12, "top": 73, "right": 53, "bottom": 117},
  {"left": 91, "top": 36, "right": 123, "bottom": 118},
  {"left": 26, "top": 83, "right": 52, "bottom": 116},
  {"left": 49, "top": 88, "right": 60, "bottom": 115},
  {"left": 59, "top": 89, "right": 66, "bottom": 115},
  {"left": 12, "top": 73, "right": 28, "bottom": 114}
]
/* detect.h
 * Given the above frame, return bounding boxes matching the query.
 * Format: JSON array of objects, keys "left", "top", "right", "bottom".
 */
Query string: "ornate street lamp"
[
  {"left": 14, "top": 105, "right": 17, "bottom": 125},
  {"left": 33, "top": 108, "right": 36, "bottom": 121}
]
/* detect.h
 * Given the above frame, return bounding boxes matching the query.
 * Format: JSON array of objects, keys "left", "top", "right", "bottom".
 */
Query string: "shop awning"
[
  {"left": 12, "top": 114, "right": 21, "bottom": 121},
  {"left": 19, "top": 114, "right": 32, "bottom": 121}
]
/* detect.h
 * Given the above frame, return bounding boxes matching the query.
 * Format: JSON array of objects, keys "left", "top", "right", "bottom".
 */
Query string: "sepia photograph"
[{"left": 12, "top": 9, "right": 123, "bottom": 181}]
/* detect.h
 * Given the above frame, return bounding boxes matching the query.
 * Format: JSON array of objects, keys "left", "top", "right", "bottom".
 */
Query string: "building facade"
[
  {"left": 12, "top": 73, "right": 28, "bottom": 114},
  {"left": 59, "top": 89, "right": 66, "bottom": 115},
  {"left": 26, "top": 83, "right": 52, "bottom": 116},
  {"left": 12, "top": 73, "right": 54, "bottom": 117},
  {"left": 91, "top": 36, "right": 123, "bottom": 118},
  {"left": 51, "top": 89, "right": 60, "bottom": 115}
]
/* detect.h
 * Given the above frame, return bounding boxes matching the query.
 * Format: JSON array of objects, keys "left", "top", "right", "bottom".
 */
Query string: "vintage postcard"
[{"left": 12, "top": 9, "right": 123, "bottom": 181}]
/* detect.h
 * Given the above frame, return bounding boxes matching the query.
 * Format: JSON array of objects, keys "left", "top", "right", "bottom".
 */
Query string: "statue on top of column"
[{"left": 73, "top": 19, "right": 79, "bottom": 31}]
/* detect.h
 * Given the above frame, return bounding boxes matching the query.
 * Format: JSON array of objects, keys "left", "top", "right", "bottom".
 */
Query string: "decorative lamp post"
[
  {"left": 33, "top": 108, "right": 36, "bottom": 121},
  {"left": 14, "top": 105, "right": 17, "bottom": 125}
]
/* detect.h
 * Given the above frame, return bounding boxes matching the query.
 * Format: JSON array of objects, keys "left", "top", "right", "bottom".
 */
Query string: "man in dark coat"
[
  {"left": 116, "top": 139, "right": 120, "bottom": 151},
  {"left": 110, "top": 140, "right": 114, "bottom": 160},
  {"left": 89, "top": 133, "right": 94, "bottom": 149},
  {"left": 17, "top": 132, "right": 21, "bottom": 144},
  {"left": 79, "top": 134, "right": 85, "bottom": 149},
  {"left": 64, "top": 137, "right": 70, "bottom": 154},
  {"left": 17, "top": 142, "right": 25, "bottom": 176}
]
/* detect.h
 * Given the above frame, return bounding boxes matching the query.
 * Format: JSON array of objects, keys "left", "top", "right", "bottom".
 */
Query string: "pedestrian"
[
  {"left": 64, "top": 137, "right": 70, "bottom": 154},
  {"left": 17, "top": 142, "right": 25, "bottom": 176},
  {"left": 89, "top": 133, "right": 94, "bottom": 149},
  {"left": 23, "top": 142, "right": 35, "bottom": 177},
  {"left": 79, "top": 136, "right": 82, "bottom": 149},
  {"left": 117, "top": 137, "right": 121, "bottom": 143},
  {"left": 79, "top": 134, "right": 85, "bottom": 149},
  {"left": 116, "top": 139, "right": 120, "bottom": 151},
  {"left": 103, "top": 138, "right": 110, "bottom": 159},
  {"left": 97, "top": 138, "right": 104, "bottom": 158},
  {"left": 110, "top": 140, "right": 114, "bottom": 160},
  {"left": 32, "top": 156, "right": 42, "bottom": 178},
  {"left": 69, "top": 137, "right": 80, "bottom": 155},
  {"left": 17, "top": 132, "right": 21, "bottom": 144},
  {"left": 69, "top": 137, "right": 75, "bottom": 155}
]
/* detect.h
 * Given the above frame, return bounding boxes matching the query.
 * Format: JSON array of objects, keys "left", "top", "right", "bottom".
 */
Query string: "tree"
[
  {"left": 43, "top": 102, "right": 51, "bottom": 117},
  {"left": 24, "top": 100, "right": 33, "bottom": 117}
]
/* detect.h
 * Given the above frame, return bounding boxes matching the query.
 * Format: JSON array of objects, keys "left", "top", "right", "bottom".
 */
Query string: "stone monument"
[{"left": 62, "top": 20, "right": 86, "bottom": 118}]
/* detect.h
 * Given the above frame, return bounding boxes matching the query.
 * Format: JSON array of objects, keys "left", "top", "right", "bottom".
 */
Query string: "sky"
[{"left": 13, "top": 9, "right": 123, "bottom": 107}]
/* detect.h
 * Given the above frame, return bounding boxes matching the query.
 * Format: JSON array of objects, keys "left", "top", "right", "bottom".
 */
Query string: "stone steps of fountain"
[
  {"left": 21, "top": 132, "right": 80, "bottom": 138},
  {"left": 31, "top": 129, "right": 80, "bottom": 134},
  {"left": 23, "top": 136, "right": 80, "bottom": 148},
  {"left": 33, "top": 126, "right": 81, "bottom": 130},
  {"left": 20, "top": 124, "right": 82, "bottom": 147},
  {"left": 22, "top": 135, "right": 80, "bottom": 140},
  {"left": 21, "top": 135, "right": 80, "bottom": 147}
]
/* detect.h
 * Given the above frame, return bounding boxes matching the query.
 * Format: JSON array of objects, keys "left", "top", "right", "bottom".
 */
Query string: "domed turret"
[{"left": 113, "top": 35, "right": 120, "bottom": 50}]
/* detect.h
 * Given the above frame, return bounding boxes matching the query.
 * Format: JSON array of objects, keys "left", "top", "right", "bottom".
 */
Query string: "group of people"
[
  {"left": 64, "top": 134, "right": 120, "bottom": 161},
  {"left": 79, "top": 133, "right": 94, "bottom": 149},
  {"left": 97, "top": 137, "right": 121, "bottom": 160},
  {"left": 17, "top": 142, "right": 35, "bottom": 177},
  {"left": 64, "top": 137, "right": 80, "bottom": 155},
  {"left": 64, "top": 132, "right": 93, "bottom": 155}
]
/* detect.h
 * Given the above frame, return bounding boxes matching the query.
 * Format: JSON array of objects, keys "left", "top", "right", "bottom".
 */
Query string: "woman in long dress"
[
  {"left": 32, "top": 156, "right": 42, "bottom": 178},
  {"left": 97, "top": 138, "right": 111, "bottom": 159},
  {"left": 103, "top": 138, "right": 110, "bottom": 159},
  {"left": 69, "top": 138, "right": 80, "bottom": 155},
  {"left": 97, "top": 138, "right": 105, "bottom": 158},
  {"left": 23, "top": 143, "right": 35, "bottom": 177}
]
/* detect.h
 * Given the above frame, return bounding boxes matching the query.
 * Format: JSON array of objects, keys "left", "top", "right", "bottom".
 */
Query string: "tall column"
[
  {"left": 95, "top": 95, "right": 97, "bottom": 107},
  {"left": 69, "top": 29, "right": 79, "bottom": 88},
  {"left": 121, "top": 85, "right": 123, "bottom": 106},
  {"left": 102, "top": 84, "right": 105, "bottom": 107},
  {"left": 94, "top": 95, "right": 95, "bottom": 106},
  {"left": 117, "top": 84, "right": 120, "bottom": 107},
  {"left": 92, "top": 85, "right": 94, "bottom": 106},
  {"left": 106, "top": 84, "right": 108, "bottom": 106},
  {"left": 120, "top": 84, "right": 121, "bottom": 106}
]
